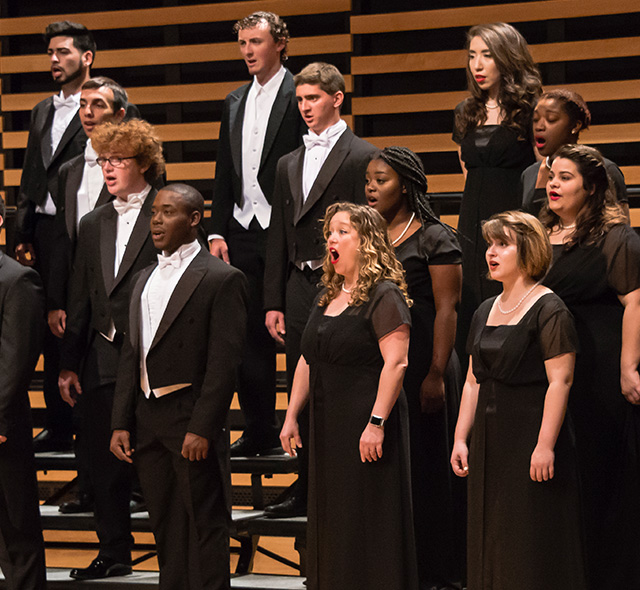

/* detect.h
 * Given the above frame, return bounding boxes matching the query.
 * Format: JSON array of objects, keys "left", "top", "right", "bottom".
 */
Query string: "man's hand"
[
  {"left": 265, "top": 310, "right": 286, "bottom": 345},
  {"left": 110, "top": 430, "right": 134, "bottom": 463},
  {"left": 59, "top": 370, "right": 82, "bottom": 407},
  {"left": 48, "top": 309, "right": 67, "bottom": 338},
  {"left": 209, "top": 238, "right": 230, "bottom": 264},
  {"left": 182, "top": 433, "right": 209, "bottom": 461},
  {"left": 15, "top": 243, "right": 36, "bottom": 267}
]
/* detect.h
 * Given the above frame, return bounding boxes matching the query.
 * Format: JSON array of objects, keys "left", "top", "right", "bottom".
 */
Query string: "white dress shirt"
[
  {"left": 36, "top": 90, "right": 81, "bottom": 216},
  {"left": 140, "top": 240, "right": 202, "bottom": 398},
  {"left": 115, "top": 184, "right": 152, "bottom": 276},
  {"left": 302, "top": 118, "right": 347, "bottom": 201},
  {"left": 299, "top": 119, "right": 347, "bottom": 270},
  {"left": 101, "top": 184, "right": 152, "bottom": 342},
  {"left": 234, "top": 65, "right": 287, "bottom": 231},
  {"left": 76, "top": 139, "right": 105, "bottom": 228}
]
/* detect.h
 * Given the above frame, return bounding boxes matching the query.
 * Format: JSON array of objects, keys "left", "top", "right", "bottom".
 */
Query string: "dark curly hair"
[
  {"left": 233, "top": 12, "right": 290, "bottom": 62},
  {"left": 319, "top": 203, "right": 411, "bottom": 308},
  {"left": 540, "top": 144, "right": 627, "bottom": 248},
  {"left": 454, "top": 22, "right": 542, "bottom": 141}
]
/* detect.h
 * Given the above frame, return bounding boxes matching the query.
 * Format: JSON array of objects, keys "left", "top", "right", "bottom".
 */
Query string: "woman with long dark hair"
[
  {"left": 453, "top": 22, "right": 542, "bottom": 364},
  {"left": 540, "top": 144, "right": 640, "bottom": 589}
]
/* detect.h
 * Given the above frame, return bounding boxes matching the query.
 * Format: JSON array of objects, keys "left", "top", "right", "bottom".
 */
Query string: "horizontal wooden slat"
[
  {"left": 1, "top": 76, "right": 354, "bottom": 112},
  {"left": 368, "top": 133, "right": 456, "bottom": 153},
  {"left": 580, "top": 123, "right": 640, "bottom": 144},
  {"left": 4, "top": 167, "right": 640, "bottom": 192},
  {"left": 352, "top": 37, "right": 640, "bottom": 75},
  {"left": 0, "top": 34, "right": 351, "bottom": 74},
  {"left": 353, "top": 81, "right": 640, "bottom": 115},
  {"left": 350, "top": 0, "right": 640, "bottom": 35},
  {"left": 0, "top": 0, "right": 351, "bottom": 35}
]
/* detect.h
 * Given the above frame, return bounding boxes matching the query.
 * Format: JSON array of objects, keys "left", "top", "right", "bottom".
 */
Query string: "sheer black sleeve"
[
  {"left": 368, "top": 282, "right": 411, "bottom": 340},
  {"left": 602, "top": 224, "right": 640, "bottom": 296}
]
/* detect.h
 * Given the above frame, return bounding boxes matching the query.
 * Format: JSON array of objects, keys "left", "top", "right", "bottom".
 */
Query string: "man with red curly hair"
[{"left": 59, "top": 119, "right": 164, "bottom": 580}]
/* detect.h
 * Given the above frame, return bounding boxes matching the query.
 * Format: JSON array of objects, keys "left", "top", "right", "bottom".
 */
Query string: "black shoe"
[
  {"left": 230, "top": 435, "right": 284, "bottom": 458},
  {"left": 69, "top": 556, "right": 132, "bottom": 580},
  {"left": 264, "top": 494, "right": 306, "bottom": 518},
  {"left": 59, "top": 493, "right": 94, "bottom": 514},
  {"left": 130, "top": 497, "right": 147, "bottom": 513},
  {"left": 33, "top": 429, "right": 74, "bottom": 452}
]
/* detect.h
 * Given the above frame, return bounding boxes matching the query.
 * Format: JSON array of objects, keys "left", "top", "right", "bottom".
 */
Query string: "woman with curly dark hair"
[
  {"left": 453, "top": 22, "right": 542, "bottom": 367},
  {"left": 541, "top": 144, "right": 640, "bottom": 590},
  {"left": 280, "top": 202, "right": 418, "bottom": 590},
  {"left": 520, "top": 89, "right": 629, "bottom": 217}
]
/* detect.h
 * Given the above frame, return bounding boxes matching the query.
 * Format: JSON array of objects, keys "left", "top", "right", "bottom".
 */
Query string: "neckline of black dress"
[{"left": 484, "top": 292, "right": 553, "bottom": 328}]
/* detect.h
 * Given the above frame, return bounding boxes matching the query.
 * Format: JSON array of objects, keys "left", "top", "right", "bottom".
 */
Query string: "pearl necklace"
[
  {"left": 560, "top": 223, "right": 576, "bottom": 230},
  {"left": 497, "top": 281, "right": 541, "bottom": 315},
  {"left": 486, "top": 101, "right": 500, "bottom": 110},
  {"left": 391, "top": 212, "right": 416, "bottom": 245},
  {"left": 342, "top": 284, "right": 352, "bottom": 294}
]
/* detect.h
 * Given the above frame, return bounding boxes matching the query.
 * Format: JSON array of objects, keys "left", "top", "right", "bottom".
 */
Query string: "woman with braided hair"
[{"left": 366, "top": 146, "right": 464, "bottom": 590}]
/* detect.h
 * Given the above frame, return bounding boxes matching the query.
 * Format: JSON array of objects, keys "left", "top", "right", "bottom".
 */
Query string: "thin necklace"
[
  {"left": 486, "top": 101, "right": 500, "bottom": 110},
  {"left": 497, "top": 281, "right": 541, "bottom": 315},
  {"left": 560, "top": 222, "right": 576, "bottom": 230},
  {"left": 342, "top": 283, "right": 352, "bottom": 294},
  {"left": 392, "top": 212, "right": 416, "bottom": 245}
]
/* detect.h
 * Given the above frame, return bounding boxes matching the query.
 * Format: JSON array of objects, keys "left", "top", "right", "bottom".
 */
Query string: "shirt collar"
[{"left": 251, "top": 65, "right": 286, "bottom": 99}]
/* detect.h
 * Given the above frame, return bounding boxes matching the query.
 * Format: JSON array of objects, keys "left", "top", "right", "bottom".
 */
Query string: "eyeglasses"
[{"left": 96, "top": 156, "right": 137, "bottom": 168}]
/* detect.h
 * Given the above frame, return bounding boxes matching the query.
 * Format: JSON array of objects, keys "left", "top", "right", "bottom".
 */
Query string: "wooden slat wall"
[{"left": 1, "top": 0, "right": 639, "bottom": 232}]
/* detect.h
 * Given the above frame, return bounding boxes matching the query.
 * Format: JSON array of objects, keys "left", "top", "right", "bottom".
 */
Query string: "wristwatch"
[{"left": 369, "top": 415, "right": 385, "bottom": 428}]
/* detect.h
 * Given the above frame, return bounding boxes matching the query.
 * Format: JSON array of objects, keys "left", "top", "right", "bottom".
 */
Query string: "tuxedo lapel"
[
  {"left": 295, "top": 128, "right": 353, "bottom": 224},
  {"left": 150, "top": 250, "right": 208, "bottom": 349},
  {"left": 100, "top": 205, "right": 118, "bottom": 295},
  {"left": 64, "top": 158, "right": 84, "bottom": 239},
  {"left": 287, "top": 148, "right": 305, "bottom": 222},
  {"left": 111, "top": 189, "right": 156, "bottom": 293},
  {"left": 260, "top": 72, "right": 294, "bottom": 170},
  {"left": 96, "top": 184, "right": 114, "bottom": 208},
  {"left": 229, "top": 87, "right": 250, "bottom": 182},
  {"left": 50, "top": 112, "right": 82, "bottom": 166},
  {"left": 39, "top": 99, "right": 55, "bottom": 168}
]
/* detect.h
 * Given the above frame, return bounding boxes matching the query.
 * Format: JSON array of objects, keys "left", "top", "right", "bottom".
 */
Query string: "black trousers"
[
  {"left": 227, "top": 218, "right": 279, "bottom": 445},
  {"left": 33, "top": 213, "right": 73, "bottom": 439},
  {"left": 0, "top": 421, "right": 46, "bottom": 590},
  {"left": 79, "top": 334, "right": 133, "bottom": 563},
  {"left": 284, "top": 266, "right": 324, "bottom": 500},
  {"left": 135, "top": 389, "right": 230, "bottom": 590}
]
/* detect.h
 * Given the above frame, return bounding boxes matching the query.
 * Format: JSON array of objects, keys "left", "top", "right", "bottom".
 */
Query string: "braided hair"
[{"left": 375, "top": 146, "right": 440, "bottom": 226}]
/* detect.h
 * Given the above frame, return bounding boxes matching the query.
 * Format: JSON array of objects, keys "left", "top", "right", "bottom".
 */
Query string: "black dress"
[
  {"left": 301, "top": 281, "right": 417, "bottom": 590},
  {"left": 466, "top": 294, "right": 586, "bottom": 590},
  {"left": 395, "top": 222, "right": 465, "bottom": 587},
  {"left": 542, "top": 224, "right": 640, "bottom": 590},
  {"left": 452, "top": 112, "right": 536, "bottom": 366}
]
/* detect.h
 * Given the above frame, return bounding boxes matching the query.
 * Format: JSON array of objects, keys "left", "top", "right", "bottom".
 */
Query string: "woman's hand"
[
  {"left": 621, "top": 367, "right": 640, "bottom": 405},
  {"left": 450, "top": 440, "right": 469, "bottom": 477},
  {"left": 530, "top": 444, "right": 555, "bottom": 482},
  {"left": 359, "top": 423, "right": 384, "bottom": 463},
  {"left": 420, "top": 370, "right": 446, "bottom": 414},
  {"left": 279, "top": 419, "right": 302, "bottom": 457}
]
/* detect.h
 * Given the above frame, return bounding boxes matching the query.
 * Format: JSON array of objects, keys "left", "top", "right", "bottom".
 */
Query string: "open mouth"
[
  {"left": 548, "top": 190, "right": 560, "bottom": 200},
  {"left": 329, "top": 248, "right": 339, "bottom": 264},
  {"left": 535, "top": 136, "right": 546, "bottom": 149},
  {"left": 367, "top": 197, "right": 377, "bottom": 207}
]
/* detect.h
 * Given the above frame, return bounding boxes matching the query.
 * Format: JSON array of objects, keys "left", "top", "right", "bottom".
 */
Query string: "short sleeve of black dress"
[
  {"left": 452, "top": 101, "right": 467, "bottom": 145},
  {"left": 537, "top": 295, "right": 579, "bottom": 360},
  {"left": 601, "top": 223, "right": 640, "bottom": 295},
  {"left": 420, "top": 223, "right": 462, "bottom": 266},
  {"left": 366, "top": 282, "right": 412, "bottom": 340}
]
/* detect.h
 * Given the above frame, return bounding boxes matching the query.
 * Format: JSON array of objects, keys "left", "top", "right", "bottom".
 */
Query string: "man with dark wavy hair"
[
  {"left": 209, "top": 11, "right": 305, "bottom": 458},
  {"left": 15, "top": 21, "right": 95, "bottom": 453}
]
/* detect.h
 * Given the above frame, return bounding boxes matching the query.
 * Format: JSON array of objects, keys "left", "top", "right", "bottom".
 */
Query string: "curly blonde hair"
[
  {"left": 91, "top": 119, "right": 165, "bottom": 182},
  {"left": 318, "top": 202, "right": 411, "bottom": 307}
]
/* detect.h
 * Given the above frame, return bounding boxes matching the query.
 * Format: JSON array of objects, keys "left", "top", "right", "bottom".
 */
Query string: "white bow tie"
[
  {"left": 113, "top": 195, "right": 144, "bottom": 216},
  {"left": 53, "top": 94, "right": 77, "bottom": 110},
  {"left": 157, "top": 251, "right": 182, "bottom": 270},
  {"left": 303, "top": 134, "right": 331, "bottom": 150}
]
